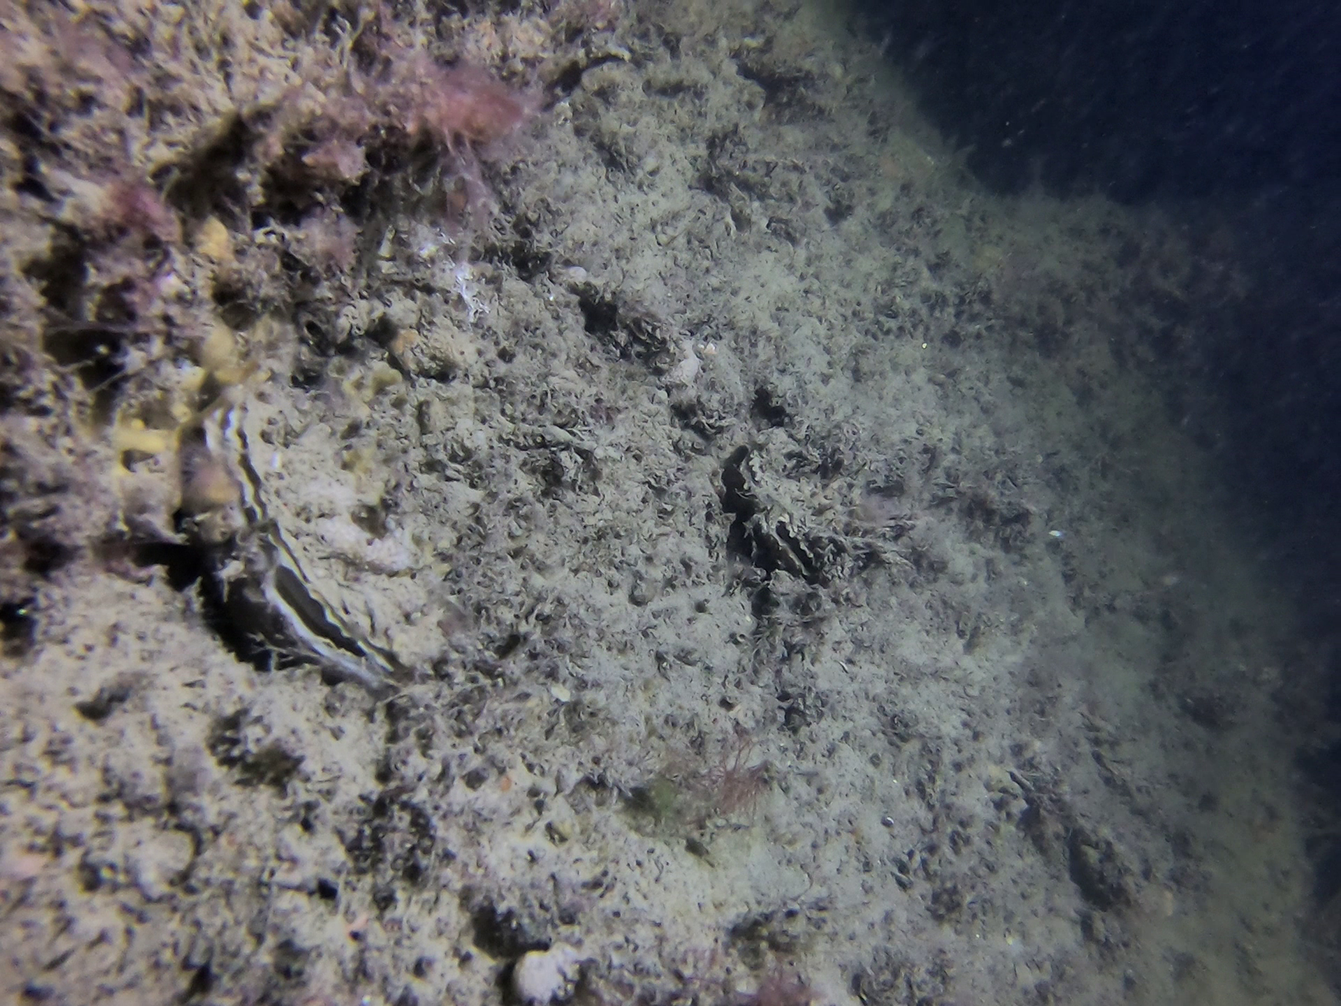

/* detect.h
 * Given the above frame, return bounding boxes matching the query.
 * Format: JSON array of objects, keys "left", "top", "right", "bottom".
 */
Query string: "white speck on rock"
[
  {"left": 666, "top": 339, "right": 702, "bottom": 387},
  {"left": 512, "top": 944, "right": 584, "bottom": 1005}
]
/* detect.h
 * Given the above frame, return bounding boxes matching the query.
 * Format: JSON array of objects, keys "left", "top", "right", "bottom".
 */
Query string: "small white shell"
[{"left": 512, "top": 944, "right": 584, "bottom": 1005}]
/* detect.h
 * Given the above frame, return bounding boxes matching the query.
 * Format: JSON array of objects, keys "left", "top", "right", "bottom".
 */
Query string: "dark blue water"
[{"left": 852, "top": 0, "right": 1341, "bottom": 199}]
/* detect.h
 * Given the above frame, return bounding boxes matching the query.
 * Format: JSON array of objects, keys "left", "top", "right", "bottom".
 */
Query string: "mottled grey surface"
[{"left": 0, "top": 1, "right": 1329, "bottom": 1004}]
